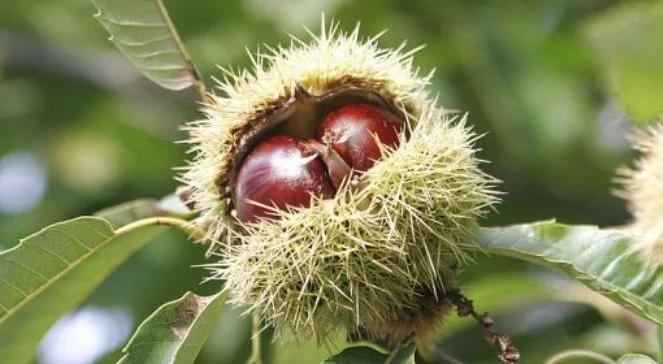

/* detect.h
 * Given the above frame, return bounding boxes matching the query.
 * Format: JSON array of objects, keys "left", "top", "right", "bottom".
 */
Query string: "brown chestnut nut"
[
  {"left": 317, "top": 103, "right": 404, "bottom": 172},
  {"left": 234, "top": 135, "right": 335, "bottom": 222}
]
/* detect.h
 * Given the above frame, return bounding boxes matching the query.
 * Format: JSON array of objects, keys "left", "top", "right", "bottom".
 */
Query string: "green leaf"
[
  {"left": 118, "top": 291, "right": 227, "bottom": 364},
  {"left": 617, "top": 354, "right": 657, "bottom": 364},
  {"left": 91, "top": 0, "right": 199, "bottom": 91},
  {"left": 472, "top": 221, "right": 662, "bottom": 324},
  {"left": 584, "top": 2, "right": 663, "bottom": 125},
  {"left": 323, "top": 344, "right": 415, "bottom": 364},
  {"left": 0, "top": 216, "right": 171, "bottom": 363}
]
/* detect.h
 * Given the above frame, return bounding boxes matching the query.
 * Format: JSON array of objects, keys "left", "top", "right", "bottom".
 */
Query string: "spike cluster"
[
  {"left": 616, "top": 121, "right": 663, "bottom": 265},
  {"left": 182, "top": 20, "right": 499, "bottom": 342}
]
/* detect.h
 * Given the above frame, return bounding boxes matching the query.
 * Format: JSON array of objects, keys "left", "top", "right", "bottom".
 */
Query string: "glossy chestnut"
[
  {"left": 234, "top": 135, "right": 335, "bottom": 222},
  {"left": 317, "top": 103, "right": 404, "bottom": 172}
]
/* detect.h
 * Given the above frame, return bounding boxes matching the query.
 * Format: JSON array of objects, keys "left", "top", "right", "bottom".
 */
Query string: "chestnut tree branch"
[{"left": 444, "top": 289, "right": 520, "bottom": 364}]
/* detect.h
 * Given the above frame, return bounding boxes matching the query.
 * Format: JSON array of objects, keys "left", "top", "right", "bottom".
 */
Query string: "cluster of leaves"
[{"left": 0, "top": 0, "right": 661, "bottom": 363}]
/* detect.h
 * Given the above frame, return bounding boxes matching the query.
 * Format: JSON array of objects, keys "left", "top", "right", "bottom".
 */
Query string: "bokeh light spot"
[
  {"left": 0, "top": 152, "right": 47, "bottom": 214},
  {"left": 38, "top": 306, "right": 133, "bottom": 364}
]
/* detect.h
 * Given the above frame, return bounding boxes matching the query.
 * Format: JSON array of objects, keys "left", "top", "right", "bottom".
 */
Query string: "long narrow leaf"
[
  {"left": 0, "top": 196, "right": 191, "bottom": 362},
  {"left": 0, "top": 217, "right": 168, "bottom": 363},
  {"left": 91, "top": 0, "right": 200, "bottom": 91},
  {"left": 118, "top": 291, "right": 226, "bottom": 364},
  {"left": 472, "top": 221, "right": 662, "bottom": 324}
]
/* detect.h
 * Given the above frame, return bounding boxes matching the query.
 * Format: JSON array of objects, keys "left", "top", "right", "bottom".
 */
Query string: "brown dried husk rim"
[{"left": 182, "top": 21, "right": 500, "bottom": 341}]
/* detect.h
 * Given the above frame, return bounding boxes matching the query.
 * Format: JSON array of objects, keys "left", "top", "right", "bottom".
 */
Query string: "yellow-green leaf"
[{"left": 0, "top": 195, "right": 189, "bottom": 363}]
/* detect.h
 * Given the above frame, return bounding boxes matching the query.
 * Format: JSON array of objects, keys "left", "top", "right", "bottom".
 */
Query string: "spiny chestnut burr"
[
  {"left": 184, "top": 24, "right": 500, "bottom": 343},
  {"left": 317, "top": 103, "right": 404, "bottom": 172},
  {"left": 234, "top": 135, "right": 335, "bottom": 223}
]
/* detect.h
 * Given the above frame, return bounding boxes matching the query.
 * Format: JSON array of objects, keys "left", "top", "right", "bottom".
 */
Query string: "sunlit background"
[{"left": 1, "top": 0, "right": 661, "bottom": 363}]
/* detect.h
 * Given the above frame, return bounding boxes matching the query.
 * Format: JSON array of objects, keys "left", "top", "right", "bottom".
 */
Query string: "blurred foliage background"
[{"left": 0, "top": 0, "right": 661, "bottom": 363}]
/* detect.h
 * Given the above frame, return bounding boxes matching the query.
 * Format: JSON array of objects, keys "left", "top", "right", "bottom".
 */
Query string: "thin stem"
[
  {"left": 384, "top": 349, "right": 402, "bottom": 364},
  {"left": 249, "top": 312, "right": 263, "bottom": 364},
  {"left": 544, "top": 350, "right": 615, "bottom": 364},
  {"left": 155, "top": 0, "right": 208, "bottom": 103},
  {"left": 115, "top": 216, "right": 206, "bottom": 241},
  {"left": 384, "top": 338, "right": 414, "bottom": 364},
  {"left": 445, "top": 289, "right": 520, "bottom": 364}
]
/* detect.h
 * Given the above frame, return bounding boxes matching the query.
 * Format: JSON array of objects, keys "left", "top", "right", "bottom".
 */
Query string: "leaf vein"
[
  {"left": 48, "top": 228, "right": 101, "bottom": 251},
  {"left": 2, "top": 257, "right": 50, "bottom": 283},
  {"left": 112, "top": 34, "right": 172, "bottom": 47},
  {"left": 22, "top": 242, "right": 72, "bottom": 265},
  {"left": 0, "top": 276, "right": 30, "bottom": 298},
  {"left": 97, "top": 14, "right": 167, "bottom": 28}
]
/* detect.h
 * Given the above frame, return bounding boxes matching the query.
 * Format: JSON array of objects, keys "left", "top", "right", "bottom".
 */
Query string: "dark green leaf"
[
  {"left": 118, "top": 291, "right": 226, "bottom": 364},
  {"left": 323, "top": 344, "right": 415, "bottom": 364},
  {"left": 472, "top": 221, "right": 662, "bottom": 324}
]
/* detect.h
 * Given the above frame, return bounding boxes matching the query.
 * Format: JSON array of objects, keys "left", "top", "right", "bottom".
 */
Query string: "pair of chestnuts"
[{"left": 234, "top": 103, "right": 404, "bottom": 222}]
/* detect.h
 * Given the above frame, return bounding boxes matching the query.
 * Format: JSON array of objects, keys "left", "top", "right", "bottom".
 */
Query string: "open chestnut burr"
[{"left": 183, "top": 25, "right": 499, "bottom": 344}]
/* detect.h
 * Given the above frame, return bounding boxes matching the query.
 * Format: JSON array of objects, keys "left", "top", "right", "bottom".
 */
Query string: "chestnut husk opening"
[{"left": 221, "top": 84, "right": 409, "bottom": 218}]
